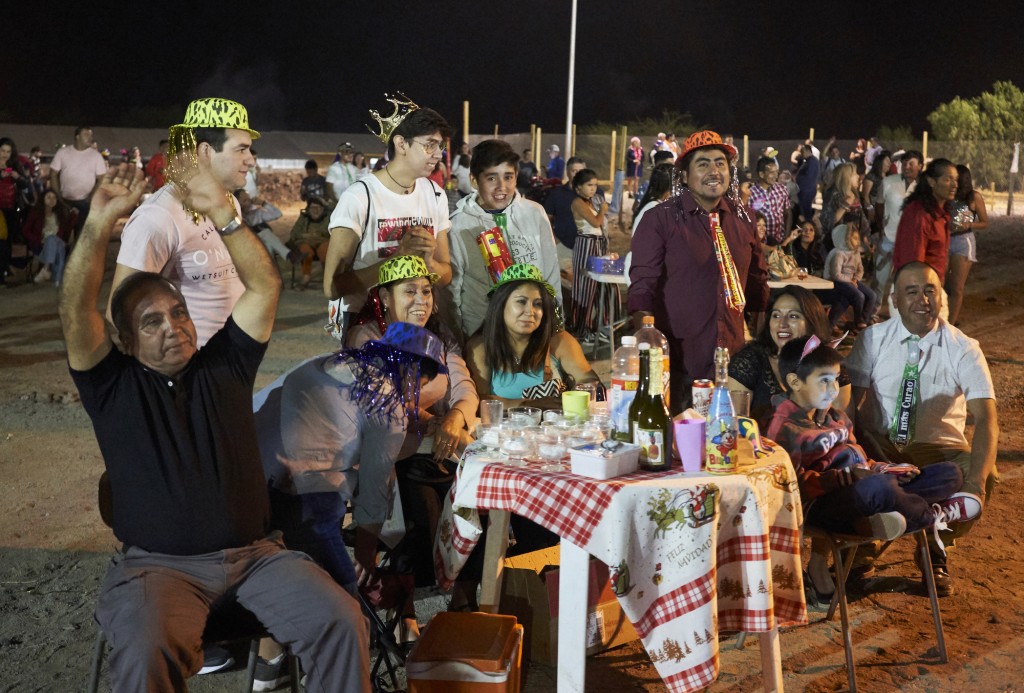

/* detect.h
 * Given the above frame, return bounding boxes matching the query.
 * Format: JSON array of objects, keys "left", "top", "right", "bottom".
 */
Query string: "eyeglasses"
[{"left": 412, "top": 138, "right": 446, "bottom": 155}]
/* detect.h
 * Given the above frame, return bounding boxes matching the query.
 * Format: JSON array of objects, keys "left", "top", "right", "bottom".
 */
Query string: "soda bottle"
[
  {"left": 634, "top": 315, "right": 670, "bottom": 407},
  {"left": 630, "top": 344, "right": 672, "bottom": 471},
  {"left": 705, "top": 347, "right": 738, "bottom": 474},
  {"left": 609, "top": 336, "right": 640, "bottom": 441}
]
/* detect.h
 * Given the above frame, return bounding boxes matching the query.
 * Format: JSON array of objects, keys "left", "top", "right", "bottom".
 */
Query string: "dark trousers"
[
  {"left": 806, "top": 462, "right": 963, "bottom": 535},
  {"left": 268, "top": 487, "right": 358, "bottom": 591},
  {"left": 826, "top": 280, "right": 878, "bottom": 325}
]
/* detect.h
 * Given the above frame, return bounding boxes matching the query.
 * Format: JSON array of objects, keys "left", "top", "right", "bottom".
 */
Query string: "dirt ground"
[{"left": 1, "top": 191, "right": 1023, "bottom": 692}]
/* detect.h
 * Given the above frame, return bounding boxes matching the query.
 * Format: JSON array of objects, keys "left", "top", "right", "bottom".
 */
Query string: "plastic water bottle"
[
  {"left": 634, "top": 315, "right": 670, "bottom": 407},
  {"left": 609, "top": 336, "right": 640, "bottom": 441}
]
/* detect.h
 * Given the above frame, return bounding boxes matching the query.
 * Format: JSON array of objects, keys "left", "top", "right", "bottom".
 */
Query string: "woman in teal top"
[{"left": 467, "top": 264, "right": 601, "bottom": 409}]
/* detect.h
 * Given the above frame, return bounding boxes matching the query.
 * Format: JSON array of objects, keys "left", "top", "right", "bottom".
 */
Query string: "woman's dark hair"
[
  {"left": 903, "top": 158, "right": 954, "bottom": 214},
  {"left": 755, "top": 286, "right": 831, "bottom": 355},
  {"left": 636, "top": 163, "right": 674, "bottom": 211},
  {"left": 571, "top": 168, "right": 598, "bottom": 192},
  {"left": 353, "top": 151, "right": 365, "bottom": 167},
  {"left": 955, "top": 163, "right": 974, "bottom": 204},
  {"left": 35, "top": 189, "right": 72, "bottom": 225},
  {"left": 470, "top": 139, "right": 519, "bottom": 178},
  {"left": 754, "top": 210, "right": 767, "bottom": 225},
  {"left": 778, "top": 335, "right": 843, "bottom": 391},
  {"left": 0, "top": 137, "right": 27, "bottom": 175},
  {"left": 483, "top": 279, "right": 556, "bottom": 374},
  {"left": 869, "top": 149, "right": 892, "bottom": 178},
  {"left": 389, "top": 107, "right": 452, "bottom": 159}
]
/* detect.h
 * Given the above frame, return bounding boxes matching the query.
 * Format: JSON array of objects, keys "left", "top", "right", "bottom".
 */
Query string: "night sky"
[{"left": 7, "top": 2, "right": 1023, "bottom": 139}]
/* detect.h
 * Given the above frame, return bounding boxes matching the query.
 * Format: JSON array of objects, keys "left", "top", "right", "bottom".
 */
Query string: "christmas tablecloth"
[{"left": 434, "top": 441, "right": 807, "bottom": 692}]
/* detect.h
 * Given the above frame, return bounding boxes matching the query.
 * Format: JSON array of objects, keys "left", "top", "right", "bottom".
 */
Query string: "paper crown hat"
[
  {"left": 173, "top": 98, "right": 260, "bottom": 139},
  {"left": 368, "top": 93, "right": 420, "bottom": 144},
  {"left": 376, "top": 255, "right": 440, "bottom": 287},
  {"left": 679, "top": 130, "right": 737, "bottom": 162},
  {"left": 487, "top": 263, "right": 557, "bottom": 298},
  {"left": 366, "top": 321, "right": 448, "bottom": 374}
]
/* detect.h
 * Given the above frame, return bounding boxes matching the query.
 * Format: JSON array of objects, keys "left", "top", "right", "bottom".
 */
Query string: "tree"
[
  {"left": 579, "top": 108, "right": 706, "bottom": 139},
  {"left": 927, "top": 81, "right": 1024, "bottom": 188}
]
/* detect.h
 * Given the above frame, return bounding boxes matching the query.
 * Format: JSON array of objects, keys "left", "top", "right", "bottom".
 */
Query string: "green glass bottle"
[{"left": 630, "top": 344, "right": 672, "bottom": 471}]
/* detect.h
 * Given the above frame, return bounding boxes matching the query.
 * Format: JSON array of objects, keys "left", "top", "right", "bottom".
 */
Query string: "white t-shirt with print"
[
  {"left": 116, "top": 186, "right": 245, "bottom": 346},
  {"left": 328, "top": 174, "right": 450, "bottom": 313}
]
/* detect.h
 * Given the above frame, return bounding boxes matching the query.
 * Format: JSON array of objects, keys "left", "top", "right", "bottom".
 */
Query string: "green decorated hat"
[
  {"left": 377, "top": 255, "right": 440, "bottom": 287},
  {"left": 174, "top": 98, "right": 260, "bottom": 139},
  {"left": 488, "top": 263, "right": 557, "bottom": 298}
]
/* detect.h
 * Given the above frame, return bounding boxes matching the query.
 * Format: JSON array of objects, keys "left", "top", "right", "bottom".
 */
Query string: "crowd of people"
[{"left": 9, "top": 91, "right": 993, "bottom": 689}]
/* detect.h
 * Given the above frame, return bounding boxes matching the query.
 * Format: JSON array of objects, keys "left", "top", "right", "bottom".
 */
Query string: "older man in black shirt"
[{"left": 60, "top": 164, "right": 369, "bottom": 690}]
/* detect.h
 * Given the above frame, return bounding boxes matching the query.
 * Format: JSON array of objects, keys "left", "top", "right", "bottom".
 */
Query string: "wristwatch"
[{"left": 216, "top": 215, "right": 244, "bottom": 236}]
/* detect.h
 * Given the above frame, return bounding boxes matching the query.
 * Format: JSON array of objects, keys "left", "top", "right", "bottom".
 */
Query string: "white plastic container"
[{"left": 569, "top": 442, "right": 641, "bottom": 479}]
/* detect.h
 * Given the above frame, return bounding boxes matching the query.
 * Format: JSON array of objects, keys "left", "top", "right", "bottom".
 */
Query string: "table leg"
[
  {"left": 757, "top": 626, "right": 783, "bottom": 693},
  {"left": 478, "top": 510, "right": 511, "bottom": 613},
  {"left": 557, "top": 538, "right": 589, "bottom": 692}
]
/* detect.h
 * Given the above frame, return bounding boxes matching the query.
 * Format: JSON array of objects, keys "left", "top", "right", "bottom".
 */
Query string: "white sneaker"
[{"left": 34, "top": 267, "right": 51, "bottom": 283}]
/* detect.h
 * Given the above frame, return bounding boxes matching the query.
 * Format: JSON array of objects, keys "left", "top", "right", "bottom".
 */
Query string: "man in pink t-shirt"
[{"left": 49, "top": 126, "right": 107, "bottom": 240}]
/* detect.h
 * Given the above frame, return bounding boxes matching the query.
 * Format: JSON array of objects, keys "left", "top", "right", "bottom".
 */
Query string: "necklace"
[{"left": 384, "top": 166, "right": 414, "bottom": 193}]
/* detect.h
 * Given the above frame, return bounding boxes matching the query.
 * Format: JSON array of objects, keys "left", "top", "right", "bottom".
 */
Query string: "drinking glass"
[
  {"left": 574, "top": 383, "right": 598, "bottom": 412},
  {"left": 508, "top": 406, "right": 543, "bottom": 426},
  {"left": 480, "top": 399, "right": 504, "bottom": 426},
  {"left": 796, "top": 267, "right": 809, "bottom": 280},
  {"left": 729, "top": 390, "right": 752, "bottom": 418},
  {"left": 536, "top": 434, "right": 568, "bottom": 472}
]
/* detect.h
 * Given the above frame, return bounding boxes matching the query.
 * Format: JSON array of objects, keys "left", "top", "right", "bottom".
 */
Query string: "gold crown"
[{"left": 367, "top": 93, "right": 420, "bottom": 144}]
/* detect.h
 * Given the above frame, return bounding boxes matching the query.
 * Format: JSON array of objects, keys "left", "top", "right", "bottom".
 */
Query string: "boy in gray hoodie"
[
  {"left": 824, "top": 222, "right": 878, "bottom": 329},
  {"left": 447, "top": 140, "right": 563, "bottom": 338}
]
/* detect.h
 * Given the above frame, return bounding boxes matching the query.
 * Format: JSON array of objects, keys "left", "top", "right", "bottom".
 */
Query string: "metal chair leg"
[
  {"left": 828, "top": 541, "right": 858, "bottom": 693},
  {"left": 916, "top": 530, "right": 948, "bottom": 662}
]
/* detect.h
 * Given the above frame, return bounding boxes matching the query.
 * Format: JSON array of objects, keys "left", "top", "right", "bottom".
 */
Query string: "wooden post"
[
  {"left": 618, "top": 126, "right": 628, "bottom": 226},
  {"left": 743, "top": 134, "right": 749, "bottom": 170},
  {"left": 922, "top": 131, "right": 928, "bottom": 162},
  {"left": 571, "top": 124, "right": 577, "bottom": 156},
  {"left": 608, "top": 130, "right": 617, "bottom": 186},
  {"left": 1008, "top": 143, "right": 1020, "bottom": 215},
  {"left": 494, "top": 124, "right": 499, "bottom": 137},
  {"left": 809, "top": 127, "right": 815, "bottom": 143},
  {"left": 536, "top": 127, "right": 543, "bottom": 175},
  {"left": 530, "top": 124, "right": 537, "bottom": 164},
  {"left": 462, "top": 101, "right": 470, "bottom": 147}
]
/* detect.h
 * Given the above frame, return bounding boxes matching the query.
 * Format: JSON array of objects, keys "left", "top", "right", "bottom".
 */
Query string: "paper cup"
[
  {"left": 674, "top": 419, "right": 705, "bottom": 472},
  {"left": 561, "top": 390, "right": 591, "bottom": 419}
]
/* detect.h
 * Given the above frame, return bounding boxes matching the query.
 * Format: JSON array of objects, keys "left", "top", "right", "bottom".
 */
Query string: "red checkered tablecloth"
[{"left": 434, "top": 444, "right": 807, "bottom": 693}]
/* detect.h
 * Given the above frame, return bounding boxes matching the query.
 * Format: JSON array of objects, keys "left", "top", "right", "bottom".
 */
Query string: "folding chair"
[{"left": 803, "top": 525, "right": 947, "bottom": 692}]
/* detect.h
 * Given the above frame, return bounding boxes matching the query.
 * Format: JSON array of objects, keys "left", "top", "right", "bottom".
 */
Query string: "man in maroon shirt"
[{"left": 628, "top": 130, "right": 770, "bottom": 412}]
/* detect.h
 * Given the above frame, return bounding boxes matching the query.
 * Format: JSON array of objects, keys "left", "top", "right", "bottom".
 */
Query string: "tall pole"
[
  {"left": 564, "top": 0, "right": 577, "bottom": 160},
  {"left": 462, "top": 101, "right": 470, "bottom": 147}
]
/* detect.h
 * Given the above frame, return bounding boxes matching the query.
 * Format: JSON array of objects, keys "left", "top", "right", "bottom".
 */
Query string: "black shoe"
[
  {"left": 197, "top": 644, "right": 234, "bottom": 674},
  {"left": 253, "top": 654, "right": 292, "bottom": 691}
]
